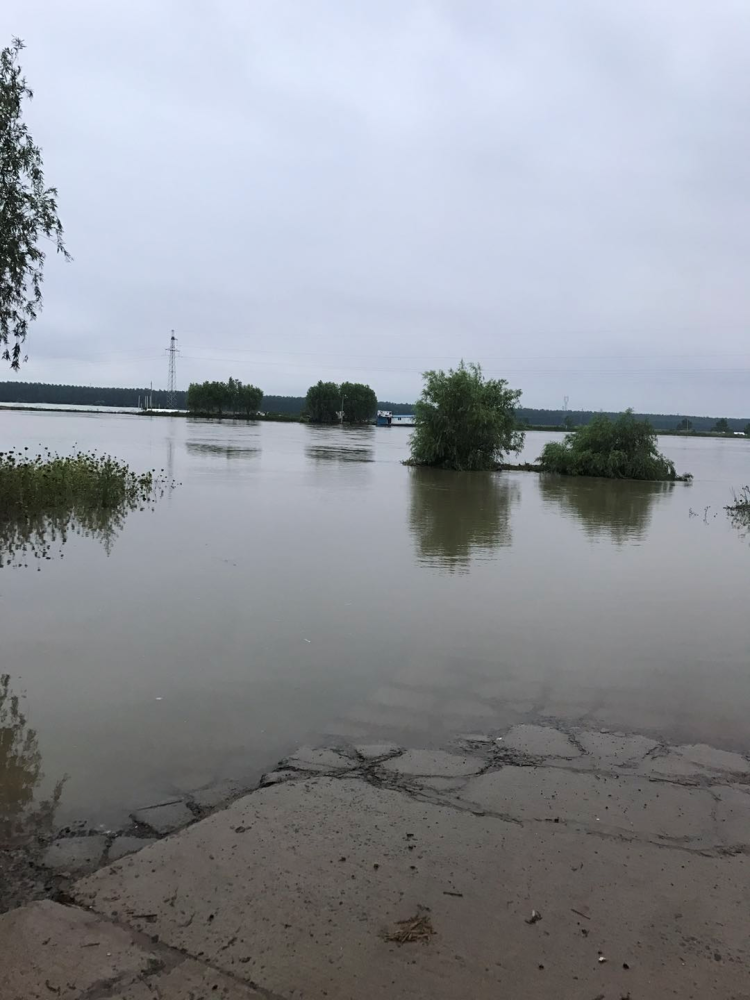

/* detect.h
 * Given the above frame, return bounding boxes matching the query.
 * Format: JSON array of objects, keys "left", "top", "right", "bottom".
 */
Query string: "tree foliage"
[
  {"left": 305, "top": 380, "right": 377, "bottom": 423},
  {"left": 539, "top": 410, "right": 678, "bottom": 480},
  {"left": 1, "top": 39, "right": 70, "bottom": 369},
  {"left": 340, "top": 381, "right": 378, "bottom": 423},
  {"left": 186, "top": 378, "right": 263, "bottom": 417},
  {"left": 408, "top": 362, "right": 524, "bottom": 471},
  {"left": 713, "top": 418, "right": 730, "bottom": 433},
  {"left": 676, "top": 417, "right": 693, "bottom": 431},
  {"left": 305, "top": 381, "right": 340, "bottom": 423}
]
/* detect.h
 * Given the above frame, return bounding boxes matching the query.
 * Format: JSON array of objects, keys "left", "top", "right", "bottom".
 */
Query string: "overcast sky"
[{"left": 3, "top": 0, "right": 750, "bottom": 414}]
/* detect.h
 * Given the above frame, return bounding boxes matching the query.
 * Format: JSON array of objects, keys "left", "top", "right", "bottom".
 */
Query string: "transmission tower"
[
  {"left": 166, "top": 331, "right": 179, "bottom": 408},
  {"left": 563, "top": 395, "right": 569, "bottom": 413}
]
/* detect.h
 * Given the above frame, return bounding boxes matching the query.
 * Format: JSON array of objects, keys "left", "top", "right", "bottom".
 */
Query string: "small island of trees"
[
  {"left": 186, "top": 378, "right": 263, "bottom": 418},
  {"left": 408, "top": 362, "right": 524, "bottom": 471},
  {"left": 405, "top": 364, "right": 688, "bottom": 482},
  {"left": 538, "top": 410, "right": 683, "bottom": 481},
  {"left": 305, "top": 381, "right": 378, "bottom": 423}
]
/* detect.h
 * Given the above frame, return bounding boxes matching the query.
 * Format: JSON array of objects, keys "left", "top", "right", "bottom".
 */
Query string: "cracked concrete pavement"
[{"left": 3, "top": 723, "right": 750, "bottom": 999}]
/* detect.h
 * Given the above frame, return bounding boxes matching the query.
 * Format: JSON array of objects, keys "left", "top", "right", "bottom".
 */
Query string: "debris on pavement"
[
  {"left": 383, "top": 909, "right": 435, "bottom": 945},
  {"left": 525, "top": 909, "right": 542, "bottom": 924}
]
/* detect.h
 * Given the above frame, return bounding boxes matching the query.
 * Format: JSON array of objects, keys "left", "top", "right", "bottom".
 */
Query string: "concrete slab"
[
  {"left": 0, "top": 900, "right": 159, "bottom": 1000},
  {"left": 502, "top": 724, "right": 582, "bottom": 758},
  {"left": 355, "top": 743, "right": 402, "bottom": 760},
  {"left": 43, "top": 835, "right": 107, "bottom": 873},
  {"left": 714, "top": 785, "right": 750, "bottom": 846},
  {"left": 259, "top": 769, "right": 297, "bottom": 786},
  {"left": 459, "top": 767, "right": 716, "bottom": 842},
  {"left": 109, "top": 957, "right": 263, "bottom": 999},
  {"left": 640, "top": 744, "right": 750, "bottom": 779},
  {"left": 131, "top": 800, "right": 194, "bottom": 835},
  {"left": 677, "top": 743, "right": 750, "bottom": 775},
  {"left": 74, "top": 774, "right": 750, "bottom": 999},
  {"left": 381, "top": 749, "right": 483, "bottom": 777},
  {"left": 576, "top": 730, "right": 659, "bottom": 765},
  {"left": 419, "top": 776, "right": 469, "bottom": 792},
  {"left": 282, "top": 746, "right": 357, "bottom": 772},
  {"left": 190, "top": 778, "right": 247, "bottom": 811},
  {"left": 108, "top": 836, "right": 156, "bottom": 862}
]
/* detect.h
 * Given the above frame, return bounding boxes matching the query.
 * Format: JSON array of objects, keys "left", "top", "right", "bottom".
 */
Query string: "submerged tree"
[
  {"left": 539, "top": 410, "right": 680, "bottom": 480},
  {"left": 1, "top": 39, "right": 71, "bottom": 369},
  {"left": 409, "top": 362, "right": 524, "bottom": 471}
]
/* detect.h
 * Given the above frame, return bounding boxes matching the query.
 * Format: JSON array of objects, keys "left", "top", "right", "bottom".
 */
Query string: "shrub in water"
[
  {"left": 538, "top": 410, "right": 679, "bottom": 481},
  {"left": 409, "top": 362, "right": 524, "bottom": 472},
  {"left": 0, "top": 448, "right": 172, "bottom": 567}
]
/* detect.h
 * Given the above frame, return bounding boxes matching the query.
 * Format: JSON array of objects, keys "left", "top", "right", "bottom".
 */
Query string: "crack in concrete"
[
  {"left": 64, "top": 902, "right": 292, "bottom": 1000},
  {"left": 10, "top": 725, "right": 750, "bottom": 919}
]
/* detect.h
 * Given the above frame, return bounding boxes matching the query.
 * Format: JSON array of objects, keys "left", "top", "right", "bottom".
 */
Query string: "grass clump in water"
[
  {"left": 726, "top": 486, "right": 750, "bottom": 540},
  {"left": 0, "top": 447, "right": 173, "bottom": 567},
  {"left": 726, "top": 485, "right": 750, "bottom": 515},
  {"left": 538, "top": 410, "right": 688, "bottom": 481}
]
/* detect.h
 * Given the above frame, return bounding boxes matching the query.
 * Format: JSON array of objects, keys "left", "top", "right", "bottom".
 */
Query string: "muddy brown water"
[{"left": 1, "top": 410, "right": 748, "bottom": 832}]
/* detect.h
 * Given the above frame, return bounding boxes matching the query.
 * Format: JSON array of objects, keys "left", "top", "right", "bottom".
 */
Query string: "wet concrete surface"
[{"left": 3, "top": 722, "right": 750, "bottom": 998}]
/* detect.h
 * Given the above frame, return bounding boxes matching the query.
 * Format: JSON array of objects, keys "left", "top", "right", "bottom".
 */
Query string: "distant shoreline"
[{"left": 2, "top": 403, "right": 748, "bottom": 441}]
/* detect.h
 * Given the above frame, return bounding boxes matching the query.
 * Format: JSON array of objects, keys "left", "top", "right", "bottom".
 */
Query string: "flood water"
[{"left": 1, "top": 410, "right": 749, "bottom": 830}]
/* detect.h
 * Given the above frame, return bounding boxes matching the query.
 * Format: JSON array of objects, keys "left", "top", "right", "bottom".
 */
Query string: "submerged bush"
[
  {"left": 538, "top": 410, "right": 680, "bottom": 481},
  {"left": 726, "top": 486, "right": 750, "bottom": 541},
  {"left": 409, "top": 362, "right": 524, "bottom": 472},
  {"left": 0, "top": 448, "right": 172, "bottom": 567},
  {"left": 726, "top": 485, "right": 750, "bottom": 514}
]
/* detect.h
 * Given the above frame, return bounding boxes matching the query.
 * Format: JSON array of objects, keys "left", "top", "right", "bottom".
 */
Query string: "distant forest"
[{"left": 0, "top": 382, "right": 747, "bottom": 432}]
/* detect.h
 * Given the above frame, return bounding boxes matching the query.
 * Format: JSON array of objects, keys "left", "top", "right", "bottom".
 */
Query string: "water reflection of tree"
[
  {"left": 0, "top": 675, "right": 64, "bottom": 849},
  {"left": 305, "top": 445, "right": 374, "bottom": 463},
  {"left": 540, "top": 475, "right": 673, "bottom": 544},
  {"left": 1, "top": 496, "right": 145, "bottom": 567},
  {"left": 409, "top": 468, "right": 519, "bottom": 571},
  {"left": 305, "top": 427, "right": 374, "bottom": 465},
  {"left": 185, "top": 442, "right": 260, "bottom": 458}
]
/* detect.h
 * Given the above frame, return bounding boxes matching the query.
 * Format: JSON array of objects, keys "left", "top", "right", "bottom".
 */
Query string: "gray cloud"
[{"left": 4, "top": 0, "right": 750, "bottom": 414}]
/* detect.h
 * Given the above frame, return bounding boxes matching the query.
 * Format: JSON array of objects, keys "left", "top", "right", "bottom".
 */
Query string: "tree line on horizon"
[{"left": 1, "top": 382, "right": 748, "bottom": 432}]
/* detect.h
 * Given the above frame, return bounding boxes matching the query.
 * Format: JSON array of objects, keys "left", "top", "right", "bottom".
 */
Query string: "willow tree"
[
  {"left": 1, "top": 38, "right": 70, "bottom": 369},
  {"left": 409, "top": 362, "right": 524, "bottom": 471},
  {"left": 539, "top": 410, "right": 678, "bottom": 480}
]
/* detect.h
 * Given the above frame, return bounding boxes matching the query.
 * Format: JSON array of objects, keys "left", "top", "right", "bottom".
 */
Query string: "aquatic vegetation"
[
  {"left": 726, "top": 486, "right": 750, "bottom": 540},
  {"left": 0, "top": 447, "right": 173, "bottom": 567},
  {"left": 409, "top": 362, "right": 524, "bottom": 471},
  {"left": 539, "top": 410, "right": 687, "bottom": 481}
]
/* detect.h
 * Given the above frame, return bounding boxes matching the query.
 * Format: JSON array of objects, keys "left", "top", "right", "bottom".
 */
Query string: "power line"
[
  {"left": 176, "top": 354, "right": 750, "bottom": 378},
  {"left": 179, "top": 344, "right": 750, "bottom": 362}
]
